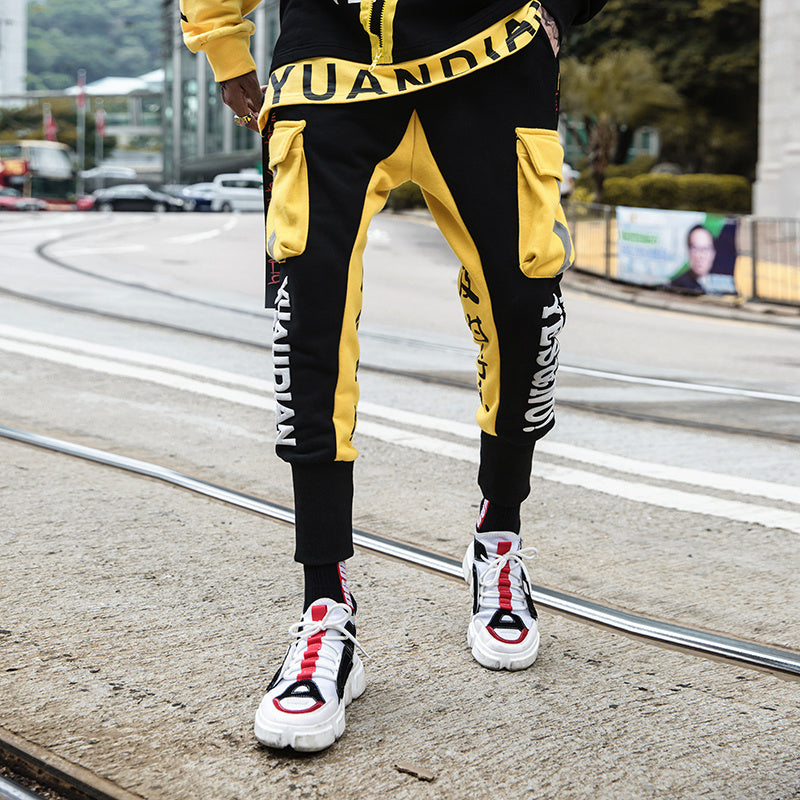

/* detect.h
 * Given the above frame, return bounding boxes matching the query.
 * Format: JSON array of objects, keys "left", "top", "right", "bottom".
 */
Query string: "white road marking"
[
  {"left": 0, "top": 336, "right": 271, "bottom": 410},
  {"left": 168, "top": 216, "right": 239, "bottom": 244},
  {"left": 0, "top": 218, "right": 91, "bottom": 234},
  {"left": 54, "top": 245, "right": 148, "bottom": 256},
  {"left": 355, "top": 419, "right": 800, "bottom": 533},
  {"left": 1, "top": 325, "right": 799, "bottom": 531},
  {"left": 367, "top": 227, "right": 391, "bottom": 244},
  {"left": 0, "top": 323, "right": 269, "bottom": 389},
  {"left": 330, "top": 330, "right": 800, "bottom": 403},
  {"left": 561, "top": 365, "right": 800, "bottom": 405}
]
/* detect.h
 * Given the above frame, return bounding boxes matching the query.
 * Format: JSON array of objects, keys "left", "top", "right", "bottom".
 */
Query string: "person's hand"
[
  {"left": 540, "top": 7, "right": 560, "bottom": 57},
  {"left": 219, "top": 70, "right": 263, "bottom": 133}
]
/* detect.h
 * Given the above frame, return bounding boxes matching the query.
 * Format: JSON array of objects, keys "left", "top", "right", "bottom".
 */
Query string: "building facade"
[
  {"left": 754, "top": 0, "right": 800, "bottom": 218},
  {"left": 162, "top": 0, "right": 280, "bottom": 184},
  {"left": 0, "top": 0, "right": 26, "bottom": 98}
]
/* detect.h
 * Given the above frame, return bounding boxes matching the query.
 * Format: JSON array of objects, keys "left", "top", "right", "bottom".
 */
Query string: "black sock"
[
  {"left": 303, "top": 561, "right": 356, "bottom": 613},
  {"left": 475, "top": 498, "right": 521, "bottom": 535}
]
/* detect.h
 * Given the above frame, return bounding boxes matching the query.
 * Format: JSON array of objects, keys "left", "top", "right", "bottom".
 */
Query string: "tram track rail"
[
  {"left": 0, "top": 726, "right": 142, "bottom": 800},
  {"left": 3, "top": 422, "right": 799, "bottom": 683}
]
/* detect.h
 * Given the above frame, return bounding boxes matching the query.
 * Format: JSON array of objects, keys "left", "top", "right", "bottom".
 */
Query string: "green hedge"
[
  {"left": 386, "top": 180, "right": 426, "bottom": 211},
  {"left": 602, "top": 173, "right": 751, "bottom": 214},
  {"left": 386, "top": 172, "right": 752, "bottom": 215},
  {"left": 604, "top": 155, "right": 659, "bottom": 181}
]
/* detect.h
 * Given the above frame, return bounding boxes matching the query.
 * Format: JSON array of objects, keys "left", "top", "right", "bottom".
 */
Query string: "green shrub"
[
  {"left": 599, "top": 173, "right": 752, "bottom": 214},
  {"left": 676, "top": 174, "right": 751, "bottom": 214},
  {"left": 632, "top": 173, "right": 681, "bottom": 209},
  {"left": 386, "top": 180, "right": 425, "bottom": 211},
  {"left": 602, "top": 176, "right": 642, "bottom": 208},
  {"left": 605, "top": 155, "right": 658, "bottom": 180},
  {"left": 570, "top": 186, "right": 595, "bottom": 205}
]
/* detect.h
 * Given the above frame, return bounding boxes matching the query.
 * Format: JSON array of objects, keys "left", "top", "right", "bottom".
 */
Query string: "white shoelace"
[
  {"left": 282, "top": 603, "right": 368, "bottom": 683},
  {"left": 478, "top": 546, "right": 538, "bottom": 612}
]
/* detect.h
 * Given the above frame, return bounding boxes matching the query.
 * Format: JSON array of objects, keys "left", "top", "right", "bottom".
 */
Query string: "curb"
[{"left": 565, "top": 268, "right": 800, "bottom": 330}]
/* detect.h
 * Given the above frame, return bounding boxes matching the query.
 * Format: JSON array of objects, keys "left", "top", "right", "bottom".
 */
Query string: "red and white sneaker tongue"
[
  {"left": 303, "top": 599, "right": 353, "bottom": 628},
  {"left": 475, "top": 531, "right": 522, "bottom": 556}
]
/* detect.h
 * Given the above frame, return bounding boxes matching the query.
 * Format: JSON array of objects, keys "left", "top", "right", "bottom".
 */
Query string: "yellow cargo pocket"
[
  {"left": 266, "top": 120, "right": 309, "bottom": 262},
  {"left": 516, "top": 127, "right": 574, "bottom": 278}
]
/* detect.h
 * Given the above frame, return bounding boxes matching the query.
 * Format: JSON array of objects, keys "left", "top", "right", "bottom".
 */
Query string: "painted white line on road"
[
  {"left": 562, "top": 365, "right": 800, "bottom": 404},
  {"left": 346, "top": 329, "right": 800, "bottom": 404},
  {"left": 168, "top": 229, "right": 221, "bottom": 244},
  {"left": 0, "top": 218, "right": 92, "bottom": 235},
  {"left": 3, "top": 332, "right": 800, "bottom": 533},
  {"left": 168, "top": 216, "right": 239, "bottom": 244},
  {"left": 0, "top": 336, "right": 271, "bottom": 409},
  {"left": 358, "top": 401, "right": 800, "bottom": 505},
  {"left": 55, "top": 245, "right": 148, "bottom": 256},
  {"left": 355, "top": 419, "right": 800, "bottom": 534},
  {"left": 0, "top": 323, "right": 271, "bottom": 391},
  {"left": 1, "top": 323, "right": 798, "bottom": 508},
  {"left": 367, "top": 227, "right": 391, "bottom": 244}
]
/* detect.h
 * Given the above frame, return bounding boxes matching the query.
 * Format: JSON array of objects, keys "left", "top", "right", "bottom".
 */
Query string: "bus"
[{"left": 0, "top": 140, "right": 75, "bottom": 207}]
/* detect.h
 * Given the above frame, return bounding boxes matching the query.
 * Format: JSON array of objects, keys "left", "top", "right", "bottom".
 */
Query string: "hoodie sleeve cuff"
[{"left": 202, "top": 29, "right": 258, "bottom": 82}]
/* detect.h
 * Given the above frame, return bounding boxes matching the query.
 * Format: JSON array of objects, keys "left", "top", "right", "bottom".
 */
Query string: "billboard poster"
[{"left": 616, "top": 207, "right": 738, "bottom": 295}]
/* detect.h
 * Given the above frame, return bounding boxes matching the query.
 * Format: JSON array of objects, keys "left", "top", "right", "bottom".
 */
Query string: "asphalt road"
[{"left": 1, "top": 210, "right": 799, "bottom": 799}]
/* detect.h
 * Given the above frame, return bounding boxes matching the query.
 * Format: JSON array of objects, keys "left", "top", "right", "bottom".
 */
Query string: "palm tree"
[{"left": 561, "top": 47, "right": 683, "bottom": 201}]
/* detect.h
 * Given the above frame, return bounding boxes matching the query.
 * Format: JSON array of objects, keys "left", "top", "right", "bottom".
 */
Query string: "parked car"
[
  {"left": 92, "top": 184, "right": 186, "bottom": 212},
  {"left": 0, "top": 187, "right": 47, "bottom": 211},
  {"left": 181, "top": 182, "right": 216, "bottom": 211},
  {"left": 75, "top": 194, "right": 97, "bottom": 211},
  {"left": 211, "top": 173, "right": 263, "bottom": 212},
  {"left": 561, "top": 163, "right": 580, "bottom": 199}
]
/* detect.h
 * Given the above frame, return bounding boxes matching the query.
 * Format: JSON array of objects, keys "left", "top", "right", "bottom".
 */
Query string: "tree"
[
  {"left": 27, "top": 0, "right": 163, "bottom": 90},
  {"left": 561, "top": 48, "right": 683, "bottom": 200},
  {"left": 564, "top": 0, "right": 760, "bottom": 178}
]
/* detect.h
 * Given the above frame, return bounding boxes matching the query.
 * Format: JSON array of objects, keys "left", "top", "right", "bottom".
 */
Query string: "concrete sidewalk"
[{"left": 2, "top": 438, "right": 799, "bottom": 800}]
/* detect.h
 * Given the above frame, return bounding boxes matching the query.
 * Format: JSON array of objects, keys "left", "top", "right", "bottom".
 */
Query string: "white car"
[
  {"left": 561, "top": 163, "right": 580, "bottom": 198},
  {"left": 211, "top": 173, "right": 264, "bottom": 212}
]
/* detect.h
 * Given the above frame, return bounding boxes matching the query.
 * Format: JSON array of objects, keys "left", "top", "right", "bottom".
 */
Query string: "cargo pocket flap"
[
  {"left": 269, "top": 120, "right": 307, "bottom": 172},
  {"left": 516, "top": 128, "right": 564, "bottom": 181}
]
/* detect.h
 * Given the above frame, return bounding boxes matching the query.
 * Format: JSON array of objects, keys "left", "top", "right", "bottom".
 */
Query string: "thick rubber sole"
[
  {"left": 253, "top": 657, "right": 366, "bottom": 752},
  {"left": 467, "top": 617, "right": 540, "bottom": 671}
]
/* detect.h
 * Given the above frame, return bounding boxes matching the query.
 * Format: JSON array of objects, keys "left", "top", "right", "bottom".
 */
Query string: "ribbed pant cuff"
[
  {"left": 477, "top": 431, "right": 535, "bottom": 506},
  {"left": 292, "top": 461, "right": 354, "bottom": 565}
]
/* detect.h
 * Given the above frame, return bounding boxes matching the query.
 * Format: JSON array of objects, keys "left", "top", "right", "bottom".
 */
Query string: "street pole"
[
  {"left": 76, "top": 69, "right": 86, "bottom": 196},
  {"left": 95, "top": 102, "right": 105, "bottom": 187}
]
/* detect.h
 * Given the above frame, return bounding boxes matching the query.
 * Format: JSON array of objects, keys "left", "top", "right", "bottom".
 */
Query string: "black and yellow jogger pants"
[{"left": 265, "top": 30, "right": 571, "bottom": 565}]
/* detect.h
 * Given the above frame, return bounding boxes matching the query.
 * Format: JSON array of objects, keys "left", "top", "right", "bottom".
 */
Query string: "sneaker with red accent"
[
  {"left": 463, "top": 532, "right": 539, "bottom": 670},
  {"left": 254, "top": 599, "right": 366, "bottom": 752}
]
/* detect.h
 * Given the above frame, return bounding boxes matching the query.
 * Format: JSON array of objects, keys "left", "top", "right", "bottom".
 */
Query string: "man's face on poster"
[{"left": 687, "top": 226, "right": 716, "bottom": 277}]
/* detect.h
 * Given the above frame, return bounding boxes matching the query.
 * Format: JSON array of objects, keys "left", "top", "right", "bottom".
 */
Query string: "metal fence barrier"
[{"left": 565, "top": 202, "right": 800, "bottom": 307}]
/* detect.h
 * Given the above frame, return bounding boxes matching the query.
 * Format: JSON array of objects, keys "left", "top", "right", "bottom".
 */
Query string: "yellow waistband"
[{"left": 261, "top": 1, "right": 542, "bottom": 121}]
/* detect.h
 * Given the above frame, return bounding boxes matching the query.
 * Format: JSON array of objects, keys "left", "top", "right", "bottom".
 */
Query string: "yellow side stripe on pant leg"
[
  {"left": 331, "top": 118, "right": 416, "bottom": 461},
  {"left": 407, "top": 112, "right": 501, "bottom": 437}
]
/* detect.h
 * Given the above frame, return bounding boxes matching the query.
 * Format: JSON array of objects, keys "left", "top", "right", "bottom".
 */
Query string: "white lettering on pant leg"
[
  {"left": 273, "top": 277, "right": 296, "bottom": 446},
  {"left": 523, "top": 292, "right": 564, "bottom": 433}
]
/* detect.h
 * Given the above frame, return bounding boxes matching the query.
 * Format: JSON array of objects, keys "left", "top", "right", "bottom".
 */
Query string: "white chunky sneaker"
[
  {"left": 254, "top": 599, "right": 366, "bottom": 752},
  {"left": 463, "top": 532, "right": 539, "bottom": 670}
]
